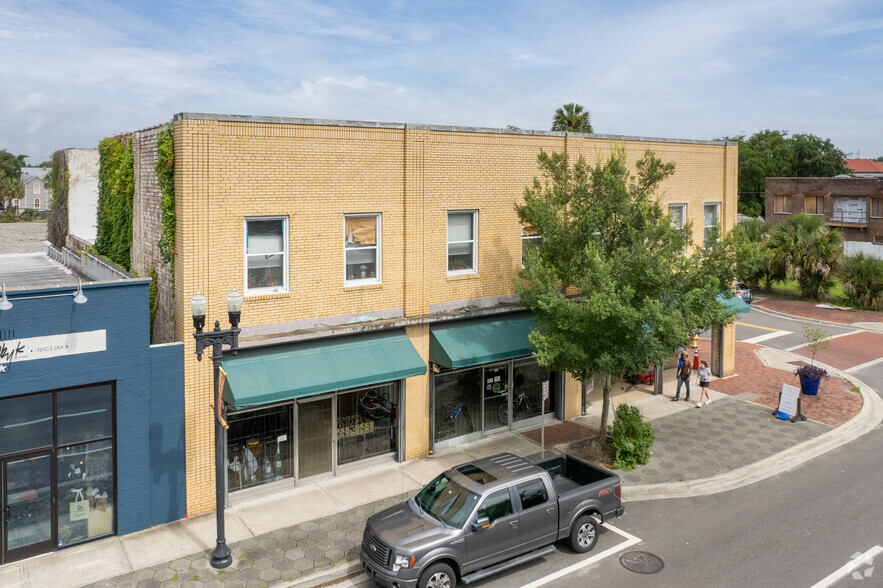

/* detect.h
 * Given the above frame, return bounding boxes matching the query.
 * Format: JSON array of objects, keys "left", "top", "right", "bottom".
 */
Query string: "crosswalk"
[{"left": 742, "top": 330, "right": 792, "bottom": 344}]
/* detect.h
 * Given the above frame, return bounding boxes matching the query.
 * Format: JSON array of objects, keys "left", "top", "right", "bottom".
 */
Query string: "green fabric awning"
[
  {"left": 222, "top": 331, "right": 426, "bottom": 410},
  {"left": 430, "top": 313, "right": 535, "bottom": 369},
  {"left": 717, "top": 292, "right": 751, "bottom": 315}
]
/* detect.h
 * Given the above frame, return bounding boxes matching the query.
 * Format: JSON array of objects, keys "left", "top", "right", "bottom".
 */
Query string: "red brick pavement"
[
  {"left": 791, "top": 331, "right": 883, "bottom": 371},
  {"left": 521, "top": 420, "right": 596, "bottom": 445},
  {"left": 756, "top": 298, "right": 883, "bottom": 324},
  {"left": 696, "top": 339, "right": 862, "bottom": 427}
]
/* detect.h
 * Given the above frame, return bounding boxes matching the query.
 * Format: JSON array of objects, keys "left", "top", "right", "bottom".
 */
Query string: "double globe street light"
[{"left": 190, "top": 288, "right": 243, "bottom": 569}]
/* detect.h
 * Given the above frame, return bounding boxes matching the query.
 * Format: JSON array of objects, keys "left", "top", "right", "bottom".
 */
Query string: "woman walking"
[{"left": 696, "top": 360, "right": 711, "bottom": 407}]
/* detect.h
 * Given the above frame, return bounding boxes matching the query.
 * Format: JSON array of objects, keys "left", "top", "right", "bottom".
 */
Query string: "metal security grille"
[
  {"left": 227, "top": 405, "right": 292, "bottom": 492},
  {"left": 337, "top": 384, "right": 397, "bottom": 466}
]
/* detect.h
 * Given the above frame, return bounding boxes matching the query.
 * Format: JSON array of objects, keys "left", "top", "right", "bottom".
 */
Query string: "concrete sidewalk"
[{"left": 3, "top": 348, "right": 881, "bottom": 588}]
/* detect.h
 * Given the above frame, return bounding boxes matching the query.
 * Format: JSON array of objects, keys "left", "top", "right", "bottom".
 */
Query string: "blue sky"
[{"left": 2, "top": 0, "right": 882, "bottom": 163}]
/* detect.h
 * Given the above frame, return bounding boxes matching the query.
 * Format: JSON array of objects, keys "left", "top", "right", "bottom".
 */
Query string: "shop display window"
[
  {"left": 434, "top": 368, "right": 480, "bottom": 442},
  {"left": 0, "top": 394, "right": 53, "bottom": 455},
  {"left": 227, "top": 405, "right": 293, "bottom": 492},
  {"left": 57, "top": 440, "right": 114, "bottom": 546},
  {"left": 337, "top": 384, "right": 397, "bottom": 465}
]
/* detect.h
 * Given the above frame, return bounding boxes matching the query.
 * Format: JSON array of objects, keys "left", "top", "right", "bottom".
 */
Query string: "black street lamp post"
[{"left": 190, "top": 288, "right": 243, "bottom": 569}]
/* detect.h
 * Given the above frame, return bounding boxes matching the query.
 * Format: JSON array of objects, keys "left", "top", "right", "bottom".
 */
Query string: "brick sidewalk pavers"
[
  {"left": 617, "top": 397, "right": 830, "bottom": 486},
  {"left": 698, "top": 339, "right": 862, "bottom": 427},
  {"left": 84, "top": 493, "right": 410, "bottom": 588}
]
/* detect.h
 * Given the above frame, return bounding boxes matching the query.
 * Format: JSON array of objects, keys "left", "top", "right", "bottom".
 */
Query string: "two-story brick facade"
[
  {"left": 765, "top": 177, "right": 883, "bottom": 258},
  {"left": 131, "top": 113, "right": 738, "bottom": 517}
]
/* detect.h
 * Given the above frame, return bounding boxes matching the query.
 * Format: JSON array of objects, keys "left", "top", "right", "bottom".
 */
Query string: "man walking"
[{"left": 672, "top": 351, "right": 691, "bottom": 401}]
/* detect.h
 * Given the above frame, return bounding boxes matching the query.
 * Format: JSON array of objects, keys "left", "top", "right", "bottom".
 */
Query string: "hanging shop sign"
[{"left": 0, "top": 330, "right": 107, "bottom": 373}]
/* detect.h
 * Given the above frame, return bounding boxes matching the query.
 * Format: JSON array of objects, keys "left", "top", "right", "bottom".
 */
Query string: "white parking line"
[
  {"left": 846, "top": 356, "right": 883, "bottom": 373},
  {"left": 519, "top": 523, "right": 642, "bottom": 588},
  {"left": 742, "top": 330, "right": 792, "bottom": 345},
  {"left": 810, "top": 545, "right": 882, "bottom": 588}
]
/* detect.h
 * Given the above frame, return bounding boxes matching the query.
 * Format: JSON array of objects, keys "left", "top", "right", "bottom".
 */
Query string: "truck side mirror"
[{"left": 472, "top": 516, "right": 490, "bottom": 531}]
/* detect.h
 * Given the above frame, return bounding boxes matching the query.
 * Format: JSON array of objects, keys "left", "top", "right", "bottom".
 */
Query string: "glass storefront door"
[
  {"left": 297, "top": 397, "right": 334, "bottom": 479},
  {"left": 432, "top": 357, "right": 557, "bottom": 450},
  {"left": 3, "top": 452, "right": 54, "bottom": 564},
  {"left": 483, "top": 362, "right": 510, "bottom": 431}
]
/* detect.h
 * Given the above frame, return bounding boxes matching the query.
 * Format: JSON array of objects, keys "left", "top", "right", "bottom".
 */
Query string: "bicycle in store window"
[
  {"left": 437, "top": 400, "right": 473, "bottom": 439},
  {"left": 497, "top": 390, "right": 538, "bottom": 424},
  {"left": 359, "top": 389, "right": 397, "bottom": 421}
]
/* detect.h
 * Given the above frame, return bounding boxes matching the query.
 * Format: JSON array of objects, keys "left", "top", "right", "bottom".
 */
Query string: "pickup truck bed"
[{"left": 538, "top": 455, "right": 623, "bottom": 524}]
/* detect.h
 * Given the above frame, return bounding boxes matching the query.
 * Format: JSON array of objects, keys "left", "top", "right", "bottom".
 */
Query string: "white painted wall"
[
  {"left": 66, "top": 149, "right": 99, "bottom": 244},
  {"left": 845, "top": 240, "right": 883, "bottom": 259}
]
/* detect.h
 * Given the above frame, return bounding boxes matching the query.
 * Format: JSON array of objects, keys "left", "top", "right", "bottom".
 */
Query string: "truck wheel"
[
  {"left": 419, "top": 562, "right": 456, "bottom": 588},
  {"left": 569, "top": 515, "right": 599, "bottom": 553}
]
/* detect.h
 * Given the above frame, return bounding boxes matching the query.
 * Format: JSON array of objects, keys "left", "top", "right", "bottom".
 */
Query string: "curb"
[
  {"left": 751, "top": 302, "right": 883, "bottom": 333},
  {"left": 623, "top": 351, "right": 883, "bottom": 502}
]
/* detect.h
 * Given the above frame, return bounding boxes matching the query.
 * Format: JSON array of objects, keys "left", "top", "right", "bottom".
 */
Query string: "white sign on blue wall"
[{"left": 0, "top": 330, "right": 107, "bottom": 372}]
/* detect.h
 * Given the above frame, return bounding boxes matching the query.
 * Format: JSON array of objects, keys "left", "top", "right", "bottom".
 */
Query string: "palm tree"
[
  {"left": 838, "top": 252, "right": 883, "bottom": 310},
  {"left": 768, "top": 213, "right": 843, "bottom": 300},
  {"left": 552, "top": 103, "right": 593, "bottom": 133}
]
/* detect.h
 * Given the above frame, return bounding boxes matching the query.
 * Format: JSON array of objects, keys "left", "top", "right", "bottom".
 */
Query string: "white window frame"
[
  {"left": 521, "top": 225, "right": 543, "bottom": 268},
  {"left": 668, "top": 203, "right": 687, "bottom": 230},
  {"left": 344, "top": 213, "right": 382, "bottom": 285},
  {"left": 704, "top": 202, "right": 721, "bottom": 246},
  {"left": 33, "top": 182, "right": 40, "bottom": 195},
  {"left": 11, "top": 199, "right": 19, "bottom": 208},
  {"left": 244, "top": 216, "right": 289, "bottom": 295},
  {"left": 447, "top": 210, "right": 478, "bottom": 275}
]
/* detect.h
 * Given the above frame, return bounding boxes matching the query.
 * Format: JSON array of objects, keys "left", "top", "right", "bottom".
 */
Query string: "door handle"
[
  {"left": 509, "top": 520, "right": 519, "bottom": 528},
  {"left": 546, "top": 508, "right": 555, "bottom": 515},
  {"left": 4, "top": 505, "right": 9, "bottom": 522}
]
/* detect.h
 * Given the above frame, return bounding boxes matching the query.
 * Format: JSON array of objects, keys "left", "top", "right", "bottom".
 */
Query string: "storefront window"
[
  {"left": 227, "top": 405, "right": 292, "bottom": 492},
  {"left": 512, "top": 359, "right": 553, "bottom": 424},
  {"left": 0, "top": 394, "right": 53, "bottom": 455},
  {"left": 57, "top": 440, "right": 114, "bottom": 546},
  {"left": 434, "top": 368, "right": 480, "bottom": 442},
  {"left": 337, "top": 384, "right": 397, "bottom": 465},
  {"left": 57, "top": 384, "right": 113, "bottom": 445}
]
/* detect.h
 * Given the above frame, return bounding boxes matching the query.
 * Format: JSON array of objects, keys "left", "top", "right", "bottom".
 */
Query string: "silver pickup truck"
[{"left": 360, "top": 452, "right": 624, "bottom": 588}]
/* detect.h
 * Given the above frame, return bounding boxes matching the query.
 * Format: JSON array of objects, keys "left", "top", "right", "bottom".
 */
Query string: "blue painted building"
[{"left": 0, "top": 249, "right": 186, "bottom": 565}]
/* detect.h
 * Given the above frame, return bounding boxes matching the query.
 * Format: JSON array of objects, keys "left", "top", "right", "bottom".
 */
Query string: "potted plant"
[{"left": 795, "top": 327, "right": 831, "bottom": 396}]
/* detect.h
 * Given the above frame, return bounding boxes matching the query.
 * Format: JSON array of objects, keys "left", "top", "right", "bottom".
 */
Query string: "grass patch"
[
  {"left": 851, "top": 385, "right": 861, "bottom": 394},
  {"left": 171, "top": 574, "right": 178, "bottom": 581},
  {"left": 767, "top": 277, "right": 848, "bottom": 303},
  {"left": 242, "top": 549, "right": 249, "bottom": 560}
]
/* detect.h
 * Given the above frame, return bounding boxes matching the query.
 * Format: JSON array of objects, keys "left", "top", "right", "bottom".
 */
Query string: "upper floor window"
[
  {"left": 521, "top": 225, "right": 542, "bottom": 267},
  {"left": 345, "top": 214, "right": 381, "bottom": 284},
  {"left": 805, "top": 195, "right": 821, "bottom": 215},
  {"left": 774, "top": 195, "right": 792, "bottom": 214},
  {"left": 448, "top": 211, "right": 477, "bottom": 274},
  {"left": 669, "top": 204, "right": 686, "bottom": 229},
  {"left": 245, "top": 217, "right": 287, "bottom": 294},
  {"left": 33, "top": 183, "right": 40, "bottom": 194},
  {"left": 34, "top": 198, "right": 41, "bottom": 209},
  {"left": 703, "top": 203, "right": 720, "bottom": 246},
  {"left": 871, "top": 198, "right": 883, "bottom": 219}
]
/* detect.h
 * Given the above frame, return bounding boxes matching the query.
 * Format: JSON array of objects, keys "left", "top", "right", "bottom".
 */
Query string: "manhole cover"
[{"left": 619, "top": 551, "right": 664, "bottom": 574}]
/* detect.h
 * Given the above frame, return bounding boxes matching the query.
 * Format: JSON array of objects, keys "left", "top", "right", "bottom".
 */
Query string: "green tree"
[
  {"left": 551, "top": 103, "right": 593, "bottom": 133},
  {"left": 0, "top": 172, "right": 24, "bottom": 209},
  {"left": 727, "top": 218, "right": 773, "bottom": 291},
  {"left": 0, "top": 150, "right": 28, "bottom": 181},
  {"left": 515, "top": 148, "right": 736, "bottom": 437},
  {"left": 768, "top": 213, "right": 843, "bottom": 299},
  {"left": 838, "top": 252, "right": 883, "bottom": 310},
  {"left": 722, "top": 131, "right": 848, "bottom": 217}
]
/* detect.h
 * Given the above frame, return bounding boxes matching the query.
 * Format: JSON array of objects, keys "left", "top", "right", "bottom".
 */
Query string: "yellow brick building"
[{"left": 164, "top": 114, "right": 737, "bottom": 516}]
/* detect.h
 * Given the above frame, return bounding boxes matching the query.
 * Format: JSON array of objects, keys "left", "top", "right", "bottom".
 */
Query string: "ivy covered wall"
[{"left": 95, "top": 135, "right": 134, "bottom": 270}]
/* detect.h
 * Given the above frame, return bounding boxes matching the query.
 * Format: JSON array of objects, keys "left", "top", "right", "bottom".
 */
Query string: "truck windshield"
[{"left": 415, "top": 473, "right": 479, "bottom": 528}]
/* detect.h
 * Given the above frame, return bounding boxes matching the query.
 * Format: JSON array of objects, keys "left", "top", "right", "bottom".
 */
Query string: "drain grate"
[{"left": 619, "top": 551, "right": 665, "bottom": 574}]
